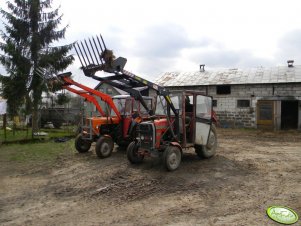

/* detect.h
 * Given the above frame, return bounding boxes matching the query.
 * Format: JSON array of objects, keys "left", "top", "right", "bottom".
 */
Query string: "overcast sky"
[{"left": 1, "top": 0, "right": 301, "bottom": 87}]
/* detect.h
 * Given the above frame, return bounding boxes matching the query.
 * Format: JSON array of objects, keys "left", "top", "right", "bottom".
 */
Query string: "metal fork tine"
[
  {"left": 92, "top": 36, "right": 104, "bottom": 64},
  {"left": 75, "top": 43, "right": 88, "bottom": 67},
  {"left": 96, "top": 35, "right": 105, "bottom": 53},
  {"left": 89, "top": 38, "right": 100, "bottom": 65},
  {"left": 84, "top": 39, "right": 95, "bottom": 65},
  {"left": 100, "top": 34, "right": 107, "bottom": 50},
  {"left": 74, "top": 43, "right": 86, "bottom": 67},
  {"left": 80, "top": 41, "right": 92, "bottom": 65}
]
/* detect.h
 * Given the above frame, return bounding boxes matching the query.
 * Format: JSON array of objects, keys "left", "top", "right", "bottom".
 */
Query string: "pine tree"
[{"left": 0, "top": 0, "right": 74, "bottom": 135}]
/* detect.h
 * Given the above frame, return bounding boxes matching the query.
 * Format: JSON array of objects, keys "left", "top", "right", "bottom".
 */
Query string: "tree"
[
  {"left": 0, "top": 0, "right": 74, "bottom": 136},
  {"left": 55, "top": 92, "right": 71, "bottom": 106}
]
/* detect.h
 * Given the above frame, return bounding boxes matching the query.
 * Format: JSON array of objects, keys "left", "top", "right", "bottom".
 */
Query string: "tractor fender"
[{"left": 169, "top": 142, "right": 183, "bottom": 154}]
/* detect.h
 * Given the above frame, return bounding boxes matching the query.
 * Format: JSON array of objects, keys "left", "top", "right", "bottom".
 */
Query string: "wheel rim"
[
  {"left": 167, "top": 151, "right": 180, "bottom": 170},
  {"left": 101, "top": 142, "right": 111, "bottom": 156}
]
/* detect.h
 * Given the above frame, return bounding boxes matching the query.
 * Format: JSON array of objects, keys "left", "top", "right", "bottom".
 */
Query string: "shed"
[{"left": 156, "top": 62, "right": 301, "bottom": 130}]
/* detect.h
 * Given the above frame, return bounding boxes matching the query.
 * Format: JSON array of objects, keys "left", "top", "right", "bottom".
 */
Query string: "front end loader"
[
  {"left": 51, "top": 72, "right": 153, "bottom": 158},
  {"left": 72, "top": 34, "right": 218, "bottom": 171}
]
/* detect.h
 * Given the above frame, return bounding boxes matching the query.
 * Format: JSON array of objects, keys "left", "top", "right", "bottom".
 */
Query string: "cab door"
[{"left": 194, "top": 95, "right": 212, "bottom": 146}]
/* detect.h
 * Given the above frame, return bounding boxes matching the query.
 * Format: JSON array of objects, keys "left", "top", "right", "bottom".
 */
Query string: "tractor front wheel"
[
  {"left": 127, "top": 141, "right": 144, "bottom": 164},
  {"left": 75, "top": 134, "right": 91, "bottom": 153},
  {"left": 163, "top": 146, "right": 182, "bottom": 171},
  {"left": 95, "top": 136, "right": 114, "bottom": 158}
]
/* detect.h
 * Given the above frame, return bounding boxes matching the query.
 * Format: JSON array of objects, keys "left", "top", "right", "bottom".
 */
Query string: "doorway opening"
[{"left": 281, "top": 100, "right": 298, "bottom": 129}]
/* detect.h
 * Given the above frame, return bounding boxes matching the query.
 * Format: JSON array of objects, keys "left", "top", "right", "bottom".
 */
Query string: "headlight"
[{"left": 140, "top": 135, "right": 144, "bottom": 140}]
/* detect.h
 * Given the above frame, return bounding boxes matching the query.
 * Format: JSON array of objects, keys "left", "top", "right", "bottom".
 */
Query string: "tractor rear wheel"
[
  {"left": 95, "top": 136, "right": 114, "bottom": 158},
  {"left": 163, "top": 145, "right": 182, "bottom": 171},
  {"left": 195, "top": 125, "right": 217, "bottom": 158},
  {"left": 75, "top": 134, "right": 91, "bottom": 153},
  {"left": 127, "top": 141, "right": 144, "bottom": 164}
]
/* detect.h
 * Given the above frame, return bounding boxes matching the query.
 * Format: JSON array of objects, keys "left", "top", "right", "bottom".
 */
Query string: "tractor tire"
[
  {"left": 195, "top": 125, "right": 217, "bottom": 158},
  {"left": 75, "top": 134, "right": 91, "bottom": 153},
  {"left": 126, "top": 141, "right": 144, "bottom": 164},
  {"left": 95, "top": 136, "right": 114, "bottom": 159},
  {"left": 163, "top": 145, "right": 182, "bottom": 171}
]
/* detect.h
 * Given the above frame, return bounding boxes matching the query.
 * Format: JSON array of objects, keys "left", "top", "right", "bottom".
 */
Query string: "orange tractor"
[{"left": 53, "top": 72, "right": 153, "bottom": 158}]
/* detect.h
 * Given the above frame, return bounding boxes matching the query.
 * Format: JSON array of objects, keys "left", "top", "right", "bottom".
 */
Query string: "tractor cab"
[
  {"left": 112, "top": 95, "right": 152, "bottom": 118},
  {"left": 111, "top": 95, "right": 153, "bottom": 140},
  {"left": 147, "top": 91, "right": 214, "bottom": 148},
  {"left": 132, "top": 91, "right": 217, "bottom": 171}
]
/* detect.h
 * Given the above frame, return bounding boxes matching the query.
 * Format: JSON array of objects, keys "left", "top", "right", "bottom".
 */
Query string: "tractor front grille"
[{"left": 137, "top": 122, "right": 155, "bottom": 149}]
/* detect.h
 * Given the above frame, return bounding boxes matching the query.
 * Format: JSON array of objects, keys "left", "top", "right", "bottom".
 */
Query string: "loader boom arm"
[
  {"left": 56, "top": 72, "right": 121, "bottom": 120},
  {"left": 74, "top": 34, "right": 180, "bottom": 139},
  {"left": 62, "top": 86, "right": 106, "bottom": 117},
  {"left": 73, "top": 35, "right": 177, "bottom": 116}
]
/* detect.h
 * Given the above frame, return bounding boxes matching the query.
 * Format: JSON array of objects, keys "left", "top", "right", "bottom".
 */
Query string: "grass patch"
[
  {"left": 0, "top": 126, "right": 77, "bottom": 143},
  {"left": 0, "top": 139, "right": 76, "bottom": 164}
]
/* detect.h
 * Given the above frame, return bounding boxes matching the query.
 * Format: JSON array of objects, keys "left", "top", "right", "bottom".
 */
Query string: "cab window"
[{"left": 196, "top": 95, "right": 212, "bottom": 119}]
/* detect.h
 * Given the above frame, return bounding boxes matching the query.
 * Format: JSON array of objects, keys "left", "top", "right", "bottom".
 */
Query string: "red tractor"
[
  {"left": 128, "top": 91, "right": 217, "bottom": 171},
  {"left": 73, "top": 34, "right": 218, "bottom": 171}
]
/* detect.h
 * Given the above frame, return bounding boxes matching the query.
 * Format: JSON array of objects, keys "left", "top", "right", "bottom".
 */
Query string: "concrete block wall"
[
  {"left": 207, "top": 85, "right": 257, "bottom": 128},
  {"left": 157, "top": 83, "right": 301, "bottom": 129},
  {"left": 217, "top": 111, "right": 256, "bottom": 128},
  {"left": 273, "top": 84, "right": 301, "bottom": 96},
  {"left": 209, "top": 83, "right": 301, "bottom": 128},
  {"left": 211, "top": 96, "right": 256, "bottom": 128}
]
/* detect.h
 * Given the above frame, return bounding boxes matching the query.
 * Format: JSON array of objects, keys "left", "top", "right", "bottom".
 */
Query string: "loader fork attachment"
[{"left": 74, "top": 34, "right": 127, "bottom": 75}]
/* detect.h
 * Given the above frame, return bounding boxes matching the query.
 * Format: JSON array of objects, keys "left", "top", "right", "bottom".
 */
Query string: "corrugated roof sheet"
[{"left": 156, "top": 65, "right": 301, "bottom": 86}]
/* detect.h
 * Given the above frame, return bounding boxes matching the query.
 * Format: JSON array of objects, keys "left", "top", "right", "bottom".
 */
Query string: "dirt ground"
[{"left": 0, "top": 129, "right": 300, "bottom": 226}]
